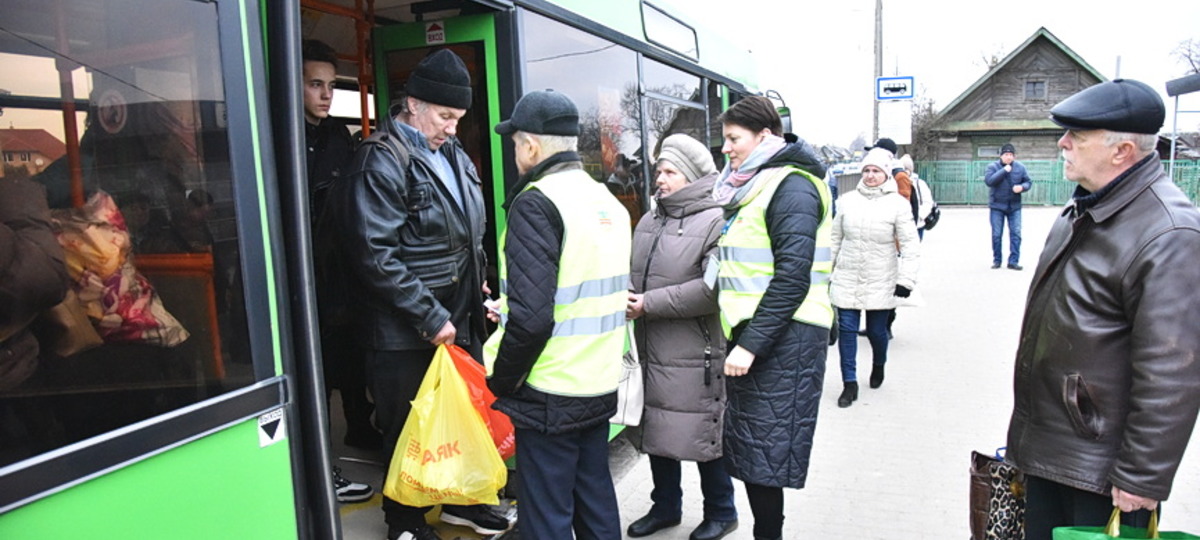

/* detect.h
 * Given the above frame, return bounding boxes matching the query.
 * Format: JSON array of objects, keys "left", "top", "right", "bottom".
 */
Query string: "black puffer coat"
[{"left": 723, "top": 139, "right": 830, "bottom": 488}]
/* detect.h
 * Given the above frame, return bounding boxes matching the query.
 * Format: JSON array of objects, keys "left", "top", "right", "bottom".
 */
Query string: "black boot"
[
  {"left": 869, "top": 363, "right": 885, "bottom": 389},
  {"left": 837, "top": 381, "right": 858, "bottom": 408}
]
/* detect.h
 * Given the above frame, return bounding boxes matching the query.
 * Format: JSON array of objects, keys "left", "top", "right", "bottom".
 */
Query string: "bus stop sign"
[{"left": 876, "top": 76, "right": 914, "bottom": 101}]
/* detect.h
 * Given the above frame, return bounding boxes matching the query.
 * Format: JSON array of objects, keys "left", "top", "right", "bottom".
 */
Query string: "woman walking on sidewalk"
[
  {"left": 626, "top": 134, "right": 738, "bottom": 540},
  {"left": 829, "top": 148, "right": 920, "bottom": 407}
]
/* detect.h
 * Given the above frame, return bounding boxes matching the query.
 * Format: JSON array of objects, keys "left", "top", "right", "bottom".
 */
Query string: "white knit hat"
[{"left": 860, "top": 148, "right": 895, "bottom": 178}]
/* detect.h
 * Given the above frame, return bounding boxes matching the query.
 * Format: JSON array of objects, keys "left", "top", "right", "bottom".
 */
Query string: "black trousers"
[
  {"left": 321, "top": 324, "right": 373, "bottom": 433},
  {"left": 514, "top": 423, "right": 621, "bottom": 540},
  {"left": 744, "top": 482, "right": 784, "bottom": 539},
  {"left": 1024, "top": 475, "right": 1156, "bottom": 540}
]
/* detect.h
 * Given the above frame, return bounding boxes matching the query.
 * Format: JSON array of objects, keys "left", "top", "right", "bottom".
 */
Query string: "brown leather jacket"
[{"left": 1006, "top": 154, "right": 1200, "bottom": 501}]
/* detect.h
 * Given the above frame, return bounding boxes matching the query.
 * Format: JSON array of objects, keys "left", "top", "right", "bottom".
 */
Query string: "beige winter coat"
[{"left": 830, "top": 177, "right": 920, "bottom": 310}]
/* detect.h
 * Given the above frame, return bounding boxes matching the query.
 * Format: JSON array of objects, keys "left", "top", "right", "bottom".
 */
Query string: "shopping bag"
[
  {"left": 610, "top": 323, "right": 643, "bottom": 426},
  {"left": 969, "top": 447, "right": 1025, "bottom": 540},
  {"left": 446, "top": 343, "right": 516, "bottom": 460},
  {"left": 382, "top": 345, "right": 507, "bottom": 507},
  {"left": 1054, "top": 508, "right": 1200, "bottom": 539}
]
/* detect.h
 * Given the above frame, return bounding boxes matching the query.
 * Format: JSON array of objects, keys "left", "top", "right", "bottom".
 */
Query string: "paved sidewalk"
[{"left": 611, "top": 206, "right": 1200, "bottom": 539}]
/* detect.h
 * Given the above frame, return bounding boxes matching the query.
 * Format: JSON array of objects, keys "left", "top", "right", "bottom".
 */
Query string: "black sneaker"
[
  {"left": 333, "top": 466, "right": 373, "bottom": 503},
  {"left": 1007, "top": 263, "right": 1023, "bottom": 271},
  {"left": 441, "top": 504, "right": 512, "bottom": 535},
  {"left": 388, "top": 525, "right": 442, "bottom": 540}
]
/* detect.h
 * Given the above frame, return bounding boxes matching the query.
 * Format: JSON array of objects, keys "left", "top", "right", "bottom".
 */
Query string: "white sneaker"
[{"left": 332, "top": 466, "right": 372, "bottom": 503}]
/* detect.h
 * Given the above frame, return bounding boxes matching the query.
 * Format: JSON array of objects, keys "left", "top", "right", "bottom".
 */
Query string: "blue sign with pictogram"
[{"left": 876, "top": 76, "right": 914, "bottom": 101}]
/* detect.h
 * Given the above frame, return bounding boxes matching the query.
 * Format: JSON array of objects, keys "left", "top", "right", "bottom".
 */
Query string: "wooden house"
[{"left": 927, "top": 27, "right": 1104, "bottom": 161}]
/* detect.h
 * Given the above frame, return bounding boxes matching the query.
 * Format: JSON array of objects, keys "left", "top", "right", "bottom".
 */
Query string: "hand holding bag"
[
  {"left": 610, "top": 323, "right": 643, "bottom": 426},
  {"left": 970, "top": 447, "right": 1026, "bottom": 540},
  {"left": 383, "top": 345, "right": 507, "bottom": 507},
  {"left": 1053, "top": 508, "right": 1200, "bottom": 539}
]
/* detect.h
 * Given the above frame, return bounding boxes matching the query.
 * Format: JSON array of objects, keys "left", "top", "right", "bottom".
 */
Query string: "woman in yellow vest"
[
  {"left": 829, "top": 148, "right": 920, "bottom": 408},
  {"left": 714, "top": 96, "right": 833, "bottom": 540}
]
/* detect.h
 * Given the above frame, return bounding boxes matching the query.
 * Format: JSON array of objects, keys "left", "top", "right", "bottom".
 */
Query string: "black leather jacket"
[
  {"left": 1006, "top": 154, "right": 1200, "bottom": 501},
  {"left": 330, "top": 116, "right": 488, "bottom": 351}
]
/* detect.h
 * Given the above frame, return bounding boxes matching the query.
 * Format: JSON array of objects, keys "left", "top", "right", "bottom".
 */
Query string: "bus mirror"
[{"left": 778, "top": 106, "right": 792, "bottom": 134}]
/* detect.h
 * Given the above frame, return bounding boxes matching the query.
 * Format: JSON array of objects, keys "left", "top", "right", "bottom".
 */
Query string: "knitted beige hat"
[{"left": 656, "top": 134, "right": 716, "bottom": 183}]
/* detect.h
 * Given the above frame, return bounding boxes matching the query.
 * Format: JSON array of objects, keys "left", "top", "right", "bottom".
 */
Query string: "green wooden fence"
[{"left": 917, "top": 159, "right": 1200, "bottom": 206}]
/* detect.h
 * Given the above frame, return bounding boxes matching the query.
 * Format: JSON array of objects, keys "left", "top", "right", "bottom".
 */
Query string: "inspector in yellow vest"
[
  {"left": 717, "top": 165, "right": 833, "bottom": 337},
  {"left": 484, "top": 168, "right": 631, "bottom": 396}
]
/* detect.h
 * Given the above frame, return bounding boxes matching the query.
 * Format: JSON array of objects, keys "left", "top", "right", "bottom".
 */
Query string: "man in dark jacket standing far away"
[
  {"left": 331, "top": 48, "right": 510, "bottom": 540},
  {"left": 1005, "top": 78, "right": 1200, "bottom": 540},
  {"left": 984, "top": 143, "right": 1033, "bottom": 270},
  {"left": 484, "top": 90, "right": 630, "bottom": 540}
]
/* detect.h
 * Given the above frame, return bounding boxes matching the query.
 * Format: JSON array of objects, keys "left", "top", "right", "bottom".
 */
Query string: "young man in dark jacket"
[
  {"left": 1005, "top": 79, "right": 1200, "bottom": 540},
  {"left": 484, "top": 90, "right": 630, "bottom": 540},
  {"left": 984, "top": 143, "right": 1033, "bottom": 270},
  {"left": 299, "top": 38, "right": 376, "bottom": 504},
  {"left": 331, "top": 48, "right": 507, "bottom": 540}
]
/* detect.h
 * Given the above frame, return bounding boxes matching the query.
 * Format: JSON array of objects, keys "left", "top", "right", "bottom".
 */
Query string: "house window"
[
  {"left": 18, "top": 152, "right": 30, "bottom": 162},
  {"left": 1025, "top": 80, "right": 1046, "bottom": 100},
  {"left": 979, "top": 146, "right": 1002, "bottom": 158},
  {"left": 2, "top": 152, "right": 12, "bottom": 162}
]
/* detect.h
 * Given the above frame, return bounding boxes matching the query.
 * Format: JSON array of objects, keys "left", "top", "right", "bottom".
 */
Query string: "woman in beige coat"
[
  {"left": 625, "top": 134, "right": 737, "bottom": 540},
  {"left": 830, "top": 148, "right": 920, "bottom": 407}
]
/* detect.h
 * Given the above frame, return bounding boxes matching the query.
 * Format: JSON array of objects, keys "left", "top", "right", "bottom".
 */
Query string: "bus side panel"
[{"left": 0, "top": 420, "right": 297, "bottom": 540}]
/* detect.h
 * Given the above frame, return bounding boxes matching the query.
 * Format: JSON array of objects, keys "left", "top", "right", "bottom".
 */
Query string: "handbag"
[
  {"left": 32, "top": 289, "right": 104, "bottom": 357},
  {"left": 970, "top": 447, "right": 1026, "bottom": 540},
  {"left": 1053, "top": 508, "right": 1200, "bottom": 539},
  {"left": 610, "top": 323, "right": 643, "bottom": 426},
  {"left": 924, "top": 203, "right": 941, "bottom": 230}
]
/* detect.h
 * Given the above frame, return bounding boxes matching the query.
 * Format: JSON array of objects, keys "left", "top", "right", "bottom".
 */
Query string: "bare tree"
[
  {"left": 977, "top": 46, "right": 1008, "bottom": 70},
  {"left": 909, "top": 96, "right": 941, "bottom": 161},
  {"left": 1174, "top": 38, "right": 1200, "bottom": 74}
]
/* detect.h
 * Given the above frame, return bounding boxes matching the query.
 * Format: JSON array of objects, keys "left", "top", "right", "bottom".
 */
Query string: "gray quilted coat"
[{"left": 630, "top": 174, "right": 726, "bottom": 462}]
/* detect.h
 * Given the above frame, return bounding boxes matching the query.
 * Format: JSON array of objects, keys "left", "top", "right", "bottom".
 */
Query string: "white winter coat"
[{"left": 830, "top": 176, "right": 920, "bottom": 310}]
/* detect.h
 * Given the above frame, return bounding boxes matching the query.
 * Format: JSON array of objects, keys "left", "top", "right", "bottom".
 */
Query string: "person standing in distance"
[
  {"left": 485, "top": 90, "right": 630, "bottom": 540},
  {"left": 330, "top": 48, "right": 510, "bottom": 540},
  {"left": 1005, "top": 79, "right": 1200, "bottom": 539},
  {"left": 984, "top": 143, "right": 1032, "bottom": 270}
]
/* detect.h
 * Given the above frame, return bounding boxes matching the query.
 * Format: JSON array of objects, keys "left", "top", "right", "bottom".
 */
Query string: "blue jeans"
[
  {"left": 836, "top": 309, "right": 890, "bottom": 382},
  {"left": 990, "top": 207, "right": 1022, "bottom": 265},
  {"left": 647, "top": 454, "right": 737, "bottom": 522}
]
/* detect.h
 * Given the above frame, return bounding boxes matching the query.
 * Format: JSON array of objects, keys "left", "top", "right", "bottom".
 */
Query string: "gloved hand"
[{"left": 894, "top": 285, "right": 912, "bottom": 298}]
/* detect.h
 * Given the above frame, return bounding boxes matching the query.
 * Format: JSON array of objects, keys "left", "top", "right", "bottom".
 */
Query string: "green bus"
[{"left": 0, "top": 1, "right": 773, "bottom": 538}]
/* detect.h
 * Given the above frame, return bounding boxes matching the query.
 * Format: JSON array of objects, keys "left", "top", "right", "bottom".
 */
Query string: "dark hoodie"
[{"left": 729, "top": 137, "right": 827, "bottom": 357}]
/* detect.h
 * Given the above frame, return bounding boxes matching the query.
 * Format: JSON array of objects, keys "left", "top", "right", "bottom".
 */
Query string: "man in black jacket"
[
  {"left": 1005, "top": 79, "right": 1200, "bottom": 539},
  {"left": 484, "top": 90, "right": 629, "bottom": 540},
  {"left": 300, "top": 39, "right": 377, "bottom": 504},
  {"left": 331, "top": 48, "right": 507, "bottom": 540}
]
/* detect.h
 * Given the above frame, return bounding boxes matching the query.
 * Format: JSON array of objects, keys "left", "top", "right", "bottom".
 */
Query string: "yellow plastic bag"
[{"left": 383, "top": 345, "right": 507, "bottom": 507}]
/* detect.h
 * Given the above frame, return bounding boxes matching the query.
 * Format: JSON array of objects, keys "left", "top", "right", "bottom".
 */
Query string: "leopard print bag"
[{"left": 970, "top": 449, "right": 1026, "bottom": 540}]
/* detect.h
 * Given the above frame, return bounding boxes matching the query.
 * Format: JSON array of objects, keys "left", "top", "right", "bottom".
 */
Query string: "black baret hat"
[
  {"left": 1049, "top": 79, "right": 1164, "bottom": 135},
  {"left": 405, "top": 49, "right": 472, "bottom": 110},
  {"left": 865, "top": 137, "right": 898, "bottom": 155},
  {"left": 494, "top": 89, "right": 580, "bottom": 136}
]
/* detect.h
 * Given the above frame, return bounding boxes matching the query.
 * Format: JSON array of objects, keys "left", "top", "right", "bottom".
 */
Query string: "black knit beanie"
[{"left": 405, "top": 49, "right": 472, "bottom": 109}]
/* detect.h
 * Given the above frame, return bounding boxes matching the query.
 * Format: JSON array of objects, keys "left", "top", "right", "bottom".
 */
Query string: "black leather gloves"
[{"left": 894, "top": 285, "right": 912, "bottom": 298}]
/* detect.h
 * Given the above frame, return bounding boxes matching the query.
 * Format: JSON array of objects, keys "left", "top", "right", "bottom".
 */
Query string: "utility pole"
[{"left": 872, "top": 0, "right": 882, "bottom": 142}]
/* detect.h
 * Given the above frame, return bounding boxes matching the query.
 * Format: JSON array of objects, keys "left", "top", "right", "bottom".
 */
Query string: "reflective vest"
[
  {"left": 717, "top": 165, "right": 833, "bottom": 336},
  {"left": 484, "top": 168, "right": 631, "bottom": 396}
]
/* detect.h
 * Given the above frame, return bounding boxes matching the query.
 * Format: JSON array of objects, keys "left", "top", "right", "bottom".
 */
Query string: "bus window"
[
  {"left": 0, "top": 0, "right": 256, "bottom": 468},
  {"left": 641, "top": 58, "right": 707, "bottom": 164},
  {"left": 520, "top": 9, "right": 643, "bottom": 226}
]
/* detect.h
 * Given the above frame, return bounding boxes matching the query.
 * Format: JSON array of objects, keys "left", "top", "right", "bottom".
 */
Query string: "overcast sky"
[{"left": 659, "top": 0, "right": 1200, "bottom": 148}]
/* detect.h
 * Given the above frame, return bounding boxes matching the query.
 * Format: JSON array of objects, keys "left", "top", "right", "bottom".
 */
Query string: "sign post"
[{"left": 875, "top": 76, "right": 915, "bottom": 145}]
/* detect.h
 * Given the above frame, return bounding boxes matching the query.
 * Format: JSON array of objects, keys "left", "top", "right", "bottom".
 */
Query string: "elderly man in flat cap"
[
  {"left": 484, "top": 89, "right": 630, "bottom": 540},
  {"left": 330, "top": 48, "right": 510, "bottom": 540},
  {"left": 1004, "top": 79, "right": 1200, "bottom": 539}
]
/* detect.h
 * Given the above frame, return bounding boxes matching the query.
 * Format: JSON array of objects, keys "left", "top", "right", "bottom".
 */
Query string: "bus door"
[{"left": 372, "top": 14, "right": 508, "bottom": 282}]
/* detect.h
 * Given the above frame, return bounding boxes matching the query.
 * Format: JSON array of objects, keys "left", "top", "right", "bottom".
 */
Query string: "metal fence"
[{"left": 917, "top": 159, "right": 1200, "bottom": 206}]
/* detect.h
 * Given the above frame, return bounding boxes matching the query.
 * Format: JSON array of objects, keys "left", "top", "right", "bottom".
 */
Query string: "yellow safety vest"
[
  {"left": 717, "top": 165, "right": 833, "bottom": 337},
  {"left": 484, "top": 168, "right": 632, "bottom": 396}
]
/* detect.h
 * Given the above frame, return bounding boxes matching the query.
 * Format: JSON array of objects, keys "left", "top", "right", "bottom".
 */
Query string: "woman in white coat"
[{"left": 830, "top": 148, "right": 920, "bottom": 407}]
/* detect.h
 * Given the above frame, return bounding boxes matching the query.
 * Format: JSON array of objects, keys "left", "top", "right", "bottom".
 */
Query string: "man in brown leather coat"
[{"left": 1005, "top": 79, "right": 1200, "bottom": 539}]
